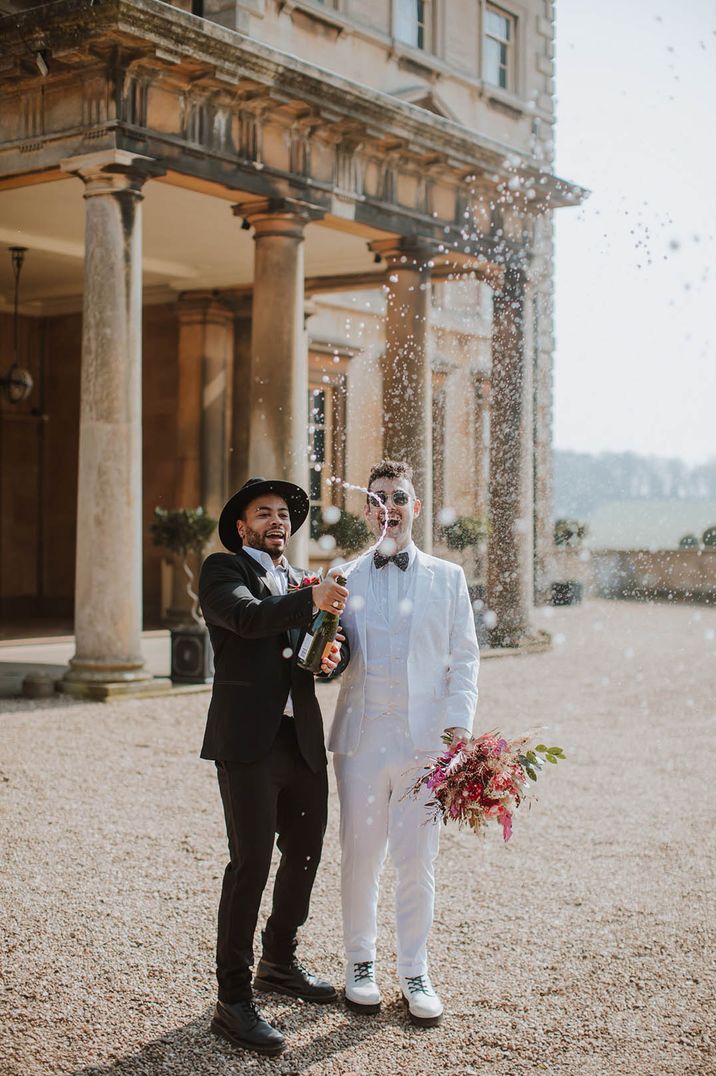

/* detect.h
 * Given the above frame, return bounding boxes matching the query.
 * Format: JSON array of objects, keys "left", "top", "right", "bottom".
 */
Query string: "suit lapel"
[
  {"left": 408, "top": 551, "right": 435, "bottom": 652},
  {"left": 237, "top": 549, "right": 269, "bottom": 593}
]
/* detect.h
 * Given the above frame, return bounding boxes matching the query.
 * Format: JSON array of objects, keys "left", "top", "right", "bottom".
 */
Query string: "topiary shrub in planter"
[
  {"left": 440, "top": 515, "right": 489, "bottom": 552},
  {"left": 150, "top": 507, "right": 218, "bottom": 683},
  {"left": 679, "top": 534, "right": 700, "bottom": 549},
  {"left": 552, "top": 518, "right": 588, "bottom": 605},
  {"left": 702, "top": 525, "right": 716, "bottom": 548},
  {"left": 316, "top": 509, "right": 371, "bottom": 555},
  {"left": 554, "top": 518, "right": 588, "bottom": 548}
]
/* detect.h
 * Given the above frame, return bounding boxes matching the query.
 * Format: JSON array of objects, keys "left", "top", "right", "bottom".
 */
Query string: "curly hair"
[{"left": 366, "top": 459, "right": 415, "bottom": 498}]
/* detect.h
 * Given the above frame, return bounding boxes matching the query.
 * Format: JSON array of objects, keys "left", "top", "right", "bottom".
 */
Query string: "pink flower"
[{"left": 289, "top": 574, "right": 322, "bottom": 590}]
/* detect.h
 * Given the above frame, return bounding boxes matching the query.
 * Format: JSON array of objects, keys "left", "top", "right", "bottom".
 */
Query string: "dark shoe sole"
[
  {"left": 345, "top": 995, "right": 381, "bottom": 1015},
  {"left": 210, "top": 1018, "right": 286, "bottom": 1056},
  {"left": 254, "top": 977, "right": 338, "bottom": 1004},
  {"left": 402, "top": 995, "right": 443, "bottom": 1028}
]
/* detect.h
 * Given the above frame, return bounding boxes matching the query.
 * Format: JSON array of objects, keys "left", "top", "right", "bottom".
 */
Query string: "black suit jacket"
[{"left": 198, "top": 550, "right": 348, "bottom": 771}]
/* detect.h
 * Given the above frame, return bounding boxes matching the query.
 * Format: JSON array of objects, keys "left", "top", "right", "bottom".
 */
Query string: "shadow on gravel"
[{"left": 72, "top": 1000, "right": 402, "bottom": 1075}]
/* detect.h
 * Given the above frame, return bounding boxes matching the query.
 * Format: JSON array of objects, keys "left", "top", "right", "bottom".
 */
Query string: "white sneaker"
[
  {"left": 345, "top": 960, "right": 381, "bottom": 1014},
  {"left": 400, "top": 973, "right": 444, "bottom": 1027}
]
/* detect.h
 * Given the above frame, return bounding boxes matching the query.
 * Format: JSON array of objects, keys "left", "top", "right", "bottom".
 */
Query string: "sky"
[{"left": 553, "top": 0, "right": 716, "bottom": 465}]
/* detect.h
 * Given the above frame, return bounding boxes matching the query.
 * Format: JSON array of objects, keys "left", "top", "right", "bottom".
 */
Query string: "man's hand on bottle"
[
  {"left": 320, "top": 628, "right": 346, "bottom": 675},
  {"left": 313, "top": 575, "right": 349, "bottom": 614}
]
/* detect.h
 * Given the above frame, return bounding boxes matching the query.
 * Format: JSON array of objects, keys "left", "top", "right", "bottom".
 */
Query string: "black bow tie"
[{"left": 373, "top": 550, "right": 410, "bottom": 571}]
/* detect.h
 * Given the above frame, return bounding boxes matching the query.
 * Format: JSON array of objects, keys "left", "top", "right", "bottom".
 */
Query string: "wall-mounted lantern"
[{"left": 0, "top": 246, "right": 34, "bottom": 405}]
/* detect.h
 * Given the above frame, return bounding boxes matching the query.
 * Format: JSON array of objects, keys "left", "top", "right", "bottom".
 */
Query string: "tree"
[
  {"left": 702, "top": 525, "right": 716, "bottom": 548},
  {"left": 439, "top": 516, "right": 489, "bottom": 551},
  {"left": 316, "top": 510, "right": 371, "bottom": 555},
  {"left": 554, "top": 518, "right": 588, "bottom": 548},
  {"left": 150, "top": 507, "right": 217, "bottom": 623}
]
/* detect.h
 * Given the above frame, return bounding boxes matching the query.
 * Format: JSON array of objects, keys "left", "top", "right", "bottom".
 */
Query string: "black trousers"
[{"left": 215, "top": 715, "right": 328, "bottom": 1002}]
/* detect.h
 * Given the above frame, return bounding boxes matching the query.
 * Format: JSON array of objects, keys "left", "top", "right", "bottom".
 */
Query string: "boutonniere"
[{"left": 289, "top": 573, "right": 322, "bottom": 592}]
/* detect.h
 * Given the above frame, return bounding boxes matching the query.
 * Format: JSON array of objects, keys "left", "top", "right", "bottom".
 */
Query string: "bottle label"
[{"left": 298, "top": 632, "right": 313, "bottom": 661}]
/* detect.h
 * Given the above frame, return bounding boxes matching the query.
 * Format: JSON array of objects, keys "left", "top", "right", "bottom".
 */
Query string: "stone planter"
[{"left": 551, "top": 580, "right": 583, "bottom": 606}]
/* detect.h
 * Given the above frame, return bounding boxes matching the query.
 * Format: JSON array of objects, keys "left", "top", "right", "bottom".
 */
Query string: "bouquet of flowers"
[{"left": 407, "top": 732, "right": 566, "bottom": 842}]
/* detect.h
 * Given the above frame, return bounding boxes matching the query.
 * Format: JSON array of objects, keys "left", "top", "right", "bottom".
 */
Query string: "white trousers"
[{"left": 333, "top": 712, "right": 440, "bottom": 977}]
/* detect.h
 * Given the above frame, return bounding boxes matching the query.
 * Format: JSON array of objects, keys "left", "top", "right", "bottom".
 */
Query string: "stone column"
[
  {"left": 234, "top": 198, "right": 323, "bottom": 568},
  {"left": 228, "top": 293, "right": 253, "bottom": 493},
  {"left": 59, "top": 149, "right": 163, "bottom": 691},
  {"left": 486, "top": 266, "right": 534, "bottom": 646},
  {"left": 176, "top": 292, "right": 234, "bottom": 523},
  {"left": 163, "top": 292, "right": 234, "bottom": 622},
  {"left": 369, "top": 238, "right": 435, "bottom": 552},
  {"left": 474, "top": 373, "right": 491, "bottom": 523}
]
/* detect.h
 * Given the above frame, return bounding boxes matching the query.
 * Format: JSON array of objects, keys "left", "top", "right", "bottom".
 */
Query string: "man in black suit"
[{"left": 199, "top": 477, "right": 349, "bottom": 1057}]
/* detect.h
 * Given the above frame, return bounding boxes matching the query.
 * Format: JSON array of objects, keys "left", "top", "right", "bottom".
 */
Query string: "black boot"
[
  {"left": 210, "top": 998, "right": 285, "bottom": 1056},
  {"left": 254, "top": 955, "right": 338, "bottom": 1003}
]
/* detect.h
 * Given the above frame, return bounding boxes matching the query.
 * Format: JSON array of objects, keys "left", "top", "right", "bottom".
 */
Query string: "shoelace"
[
  {"left": 234, "top": 999, "right": 263, "bottom": 1027},
  {"left": 405, "top": 974, "right": 433, "bottom": 996},
  {"left": 353, "top": 961, "right": 375, "bottom": 983},
  {"left": 291, "top": 958, "right": 312, "bottom": 980}
]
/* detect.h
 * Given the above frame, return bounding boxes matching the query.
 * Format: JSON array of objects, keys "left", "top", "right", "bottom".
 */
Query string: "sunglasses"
[{"left": 367, "top": 489, "right": 410, "bottom": 507}]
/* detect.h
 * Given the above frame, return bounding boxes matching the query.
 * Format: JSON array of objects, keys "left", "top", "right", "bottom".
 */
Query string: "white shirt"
[
  {"left": 368, "top": 541, "right": 418, "bottom": 629},
  {"left": 364, "top": 541, "right": 417, "bottom": 720},
  {"left": 243, "top": 545, "right": 294, "bottom": 717}
]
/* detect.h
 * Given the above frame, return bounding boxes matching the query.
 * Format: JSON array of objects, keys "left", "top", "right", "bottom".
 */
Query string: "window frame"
[
  {"left": 393, "top": 0, "right": 436, "bottom": 55},
  {"left": 307, "top": 351, "right": 348, "bottom": 541},
  {"left": 481, "top": 1, "right": 519, "bottom": 95}
]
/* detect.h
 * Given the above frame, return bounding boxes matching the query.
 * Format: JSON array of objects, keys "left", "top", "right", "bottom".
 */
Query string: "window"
[
  {"left": 307, "top": 354, "right": 348, "bottom": 540},
  {"left": 395, "top": 0, "right": 430, "bottom": 51},
  {"left": 308, "top": 387, "right": 330, "bottom": 540},
  {"left": 484, "top": 5, "right": 515, "bottom": 91}
]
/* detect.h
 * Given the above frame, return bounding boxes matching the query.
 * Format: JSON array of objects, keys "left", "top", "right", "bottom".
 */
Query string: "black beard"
[{"left": 243, "top": 525, "right": 287, "bottom": 562}]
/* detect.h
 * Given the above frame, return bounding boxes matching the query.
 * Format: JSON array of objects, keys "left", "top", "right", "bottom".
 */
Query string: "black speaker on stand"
[{"left": 170, "top": 624, "right": 214, "bottom": 683}]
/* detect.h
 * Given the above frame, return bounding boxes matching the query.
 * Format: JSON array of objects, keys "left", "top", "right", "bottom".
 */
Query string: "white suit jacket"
[{"left": 328, "top": 548, "right": 480, "bottom": 755}]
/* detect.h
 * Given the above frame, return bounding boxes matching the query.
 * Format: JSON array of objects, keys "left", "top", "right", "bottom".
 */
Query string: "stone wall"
[
  {"left": 551, "top": 548, "right": 716, "bottom": 605},
  {"left": 164, "top": 0, "right": 555, "bottom": 156},
  {"left": 0, "top": 303, "right": 179, "bottom": 621}
]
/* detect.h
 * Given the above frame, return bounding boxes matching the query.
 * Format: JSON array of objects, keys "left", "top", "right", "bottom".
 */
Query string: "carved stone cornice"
[{"left": 0, "top": 0, "right": 587, "bottom": 211}]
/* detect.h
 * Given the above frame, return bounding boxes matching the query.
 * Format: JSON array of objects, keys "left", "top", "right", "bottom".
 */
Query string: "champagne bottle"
[{"left": 296, "top": 574, "right": 347, "bottom": 673}]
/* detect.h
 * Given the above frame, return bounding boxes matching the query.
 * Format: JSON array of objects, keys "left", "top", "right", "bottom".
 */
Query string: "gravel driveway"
[{"left": 1, "top": 599, "right": 714, "bottom": 1076}]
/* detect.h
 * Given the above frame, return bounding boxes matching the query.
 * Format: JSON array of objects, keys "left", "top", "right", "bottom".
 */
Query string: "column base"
[
  {"left": 63, "top": 657, "right": 152, "bottom": 684},
  {"left": 484, "top": 628, "right": 552, "bottom": 654},
  {"left": 56, "top": 676, "right": 210, "bottom": 701}
]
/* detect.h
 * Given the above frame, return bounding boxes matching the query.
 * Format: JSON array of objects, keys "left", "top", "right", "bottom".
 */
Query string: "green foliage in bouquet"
[
  {"left": 318, "top": 510, "right": 371, "bottom": 554},
  {"left": 554, "top": 518, "right": 588, "bottom": 547},
  {"left": 517, "top": 744, "right": 567, "bottom": 782},
  {"left": 440, "top": 515, "right": 488, "bottom": 551}
]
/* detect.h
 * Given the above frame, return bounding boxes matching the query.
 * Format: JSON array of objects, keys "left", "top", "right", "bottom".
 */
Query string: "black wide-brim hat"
[{"left": 218, "top": 477, "right": 310, "bottom": 553}]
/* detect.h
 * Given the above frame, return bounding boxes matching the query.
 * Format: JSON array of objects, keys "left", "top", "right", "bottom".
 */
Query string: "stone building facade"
[{"left": 0, "top": 0, "right": 583, "bottom": 689}]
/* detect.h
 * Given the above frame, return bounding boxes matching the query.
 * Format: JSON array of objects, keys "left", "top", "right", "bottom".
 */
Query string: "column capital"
[
  {"left": 176, "top": 291, "right": 236, "bottom": 327},
  {"left": 233, "top": 197, "right": 325, "bottom": 240},
  {"left": 368, "top": 236, "right": 439, "bottom": 272},
  {"left": 60, "top": 150, "right": 165, "bottom": 197}
]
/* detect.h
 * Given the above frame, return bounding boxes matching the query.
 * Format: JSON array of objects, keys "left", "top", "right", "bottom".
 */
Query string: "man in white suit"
[{"left": 329, "top": 460, "right": 479, "bottom": 1027}]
